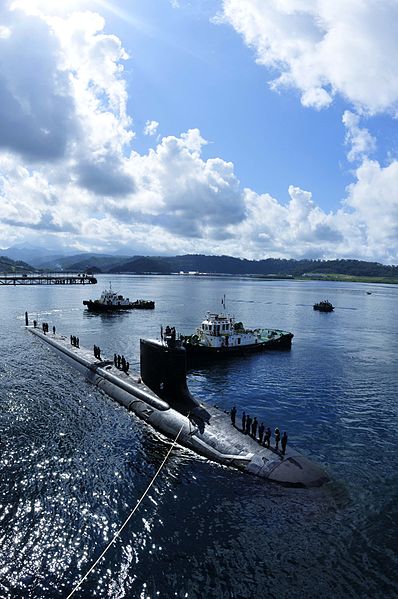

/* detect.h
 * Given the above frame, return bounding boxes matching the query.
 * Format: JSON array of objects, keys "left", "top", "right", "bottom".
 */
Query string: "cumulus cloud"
[
  {"left": 2, "top": 121, "right": 398, "bottom": 261},
  {"left": 50, "top": 10, "right": 134, "bottom": 196},
  {"left": 0, "top": 154, "right": 55, "bottom": 227},
  {"left": 0, "top": 25, "right": 11, "bottom": 39},
  {"left": 342, "top": 111, "right": 377, "bottom": 163},
  {"left": 0, "top": 6, "right": 76, "bottom": 160},
  {"left": 0, "top": 3, "right": 133, "bottom": 198},
  {"left": 221, "top": 0, "right": 398, "bottom": 114},
  {"left": 220, "top": 184, "right": 344, "bottom": 261},
  {"left": 144, "top": 120, "right": 159, "bottom": 136},
  {"left": 1, "top": 1, "right": 398, "bottom": 264},
  {"left": 126, "top": 128, "right": 246, "bottom": 238},
  {"left": 344, "top": 159, "right": 398, "bottom": 262}
]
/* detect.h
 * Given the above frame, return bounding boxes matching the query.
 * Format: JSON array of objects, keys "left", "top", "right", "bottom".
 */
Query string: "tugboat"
[
  {"left": 313, "top": 300, "right": 334, "bottom": 312},
  {"left": 177, "top": 312, "right": 293, "bottom": 359},
  {"left": 83, "top": 284, "right": 155, "bottom": 312}
]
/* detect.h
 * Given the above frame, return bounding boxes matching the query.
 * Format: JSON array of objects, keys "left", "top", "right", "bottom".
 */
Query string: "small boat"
[
  {"left": 313, "top": 300, "right": 334, "bottom": 312},
  {"left": 176, "top": 312, "right": 293, "bottom": 358},
  {"left": 83, "top": 284, "right": 154, "bottom": 312}
]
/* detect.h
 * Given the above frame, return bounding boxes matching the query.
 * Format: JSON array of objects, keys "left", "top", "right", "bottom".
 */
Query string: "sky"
[{"left": 0, "top": 0, "right": 398, "bottom": 263}]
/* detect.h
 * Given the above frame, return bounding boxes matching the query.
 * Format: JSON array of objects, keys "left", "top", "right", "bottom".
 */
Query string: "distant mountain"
[
  {"left": 0, "top": 255, "right": 34, "bottom": 273},
  {"left": 163, "top": 255, "right": 398, "bottom": 277},
  {"left": 108, "top": 256, "right": 173, "bottom": 274},
  {"left": 1, "top": 247, "right": 397, "bottom": 278},
  {"left": 58, "top": 254, "right": 131, "bottom": 273},
  {"left": 1, "top": 245, "right": 74, "bottom": 266},
  {"left": 101, "top": 254, "right": 398, "bottom": 278}
]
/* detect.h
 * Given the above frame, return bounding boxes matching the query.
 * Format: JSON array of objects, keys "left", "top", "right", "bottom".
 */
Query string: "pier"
[{"left": 0, "top": 273, "right": 97, "bottom": 285}]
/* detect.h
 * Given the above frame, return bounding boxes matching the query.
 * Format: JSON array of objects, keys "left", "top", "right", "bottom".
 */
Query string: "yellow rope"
[{"left": 66, "top": 423, "right": 185, "bottom": 599}]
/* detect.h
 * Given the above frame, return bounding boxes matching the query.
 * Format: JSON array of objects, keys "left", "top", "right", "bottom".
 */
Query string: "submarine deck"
[{"left": 27, "top": 326, "right": 328, "bottom": 487}]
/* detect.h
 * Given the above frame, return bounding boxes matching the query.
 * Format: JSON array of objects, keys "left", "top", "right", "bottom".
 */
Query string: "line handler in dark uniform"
[
  {"left": 281, "top": 431, "right": 288, "bottom": 455},
  {"left": 230, "top": 405, "right": 237, "bottom": 427}
]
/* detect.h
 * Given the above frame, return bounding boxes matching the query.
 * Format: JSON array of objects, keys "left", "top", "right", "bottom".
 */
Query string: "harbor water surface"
[{"left": 0, "top": 275, "right": 397, "bottom": 598}]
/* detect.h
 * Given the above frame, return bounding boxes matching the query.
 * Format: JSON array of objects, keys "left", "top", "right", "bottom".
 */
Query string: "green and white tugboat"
[{"left": 178, "top": 310, "right": 293, "bottom": 359}]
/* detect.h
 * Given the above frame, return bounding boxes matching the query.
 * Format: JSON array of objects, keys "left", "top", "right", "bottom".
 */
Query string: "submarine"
[{"left": 26, "top": 318, "right": 328, "bottom": 487}]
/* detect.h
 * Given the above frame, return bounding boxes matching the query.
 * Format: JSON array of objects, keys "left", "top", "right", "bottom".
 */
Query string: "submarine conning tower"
[
  {"left": 140, "top": 338, "right": 201, "bottom": 415},
  {"left": 140, "top": 337, "right": 329, "bottom": 487}
]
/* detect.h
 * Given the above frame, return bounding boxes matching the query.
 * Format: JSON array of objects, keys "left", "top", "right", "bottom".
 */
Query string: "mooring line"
[{"left": 66, "top": 423, "right": 185, "bottom": 599}]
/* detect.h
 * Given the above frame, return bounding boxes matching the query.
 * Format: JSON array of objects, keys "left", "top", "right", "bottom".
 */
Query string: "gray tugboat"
[
  {"left": 83, "top": 283, "right": 154, "bottom": 312},
  {"left": 26, "top": 317, "right": 327, "bottom": 488}
]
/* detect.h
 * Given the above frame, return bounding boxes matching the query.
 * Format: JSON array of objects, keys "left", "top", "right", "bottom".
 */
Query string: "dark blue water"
[{"left": 1, "top": 275, "right": 397, "bottom": 599}]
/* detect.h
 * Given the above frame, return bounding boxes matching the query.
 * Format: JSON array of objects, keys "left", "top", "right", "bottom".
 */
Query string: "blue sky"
[
  {"left": 1, "top": 0, "right": 398, "bottom": 263},
  {"left": 107, "top": 0, "right": 352, "bottom": 207}
]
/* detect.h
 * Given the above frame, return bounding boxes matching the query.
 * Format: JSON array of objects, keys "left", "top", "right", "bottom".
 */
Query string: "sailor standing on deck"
[
  {"left": 281, "top": 431, "right": 288, "bottom": 455},
  {"left": 241, "top": 411, "right": 246, "bottom": 433},
  {"left": 275, "top": 427, "right": 281, "bottom": 451},
  {"left": 230, "top": 405, "right": 237, "bottom": 427},
  {"left": 258, "top": 422, "right": 265, "bottom": 445},
  {"left": 251, "top": 417, "right": 258, "bottom": 439}
]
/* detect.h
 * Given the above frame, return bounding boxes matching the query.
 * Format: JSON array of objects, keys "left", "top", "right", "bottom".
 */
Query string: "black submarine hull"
[{"left": 27, "top": 323, "right": 328, "bottom": 487}]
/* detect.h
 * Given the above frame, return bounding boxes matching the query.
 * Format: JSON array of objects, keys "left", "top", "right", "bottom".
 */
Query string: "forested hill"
[
  {"left": 166, "top": 255, "right": 398, "bottom": 277},
  {"left": 103, "top": 255, "right": 398, "bottom": 277},
  {"left": 0, "top": 256, "right": 34, "bottom": 273},
  {"left": 4, "top": 249, "right": 397, "bottom": 278}
]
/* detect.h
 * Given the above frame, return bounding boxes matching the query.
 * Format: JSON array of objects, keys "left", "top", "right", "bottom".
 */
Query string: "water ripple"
[{"left": 1, "top": 278, "right": 398, "bottom": 598}]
